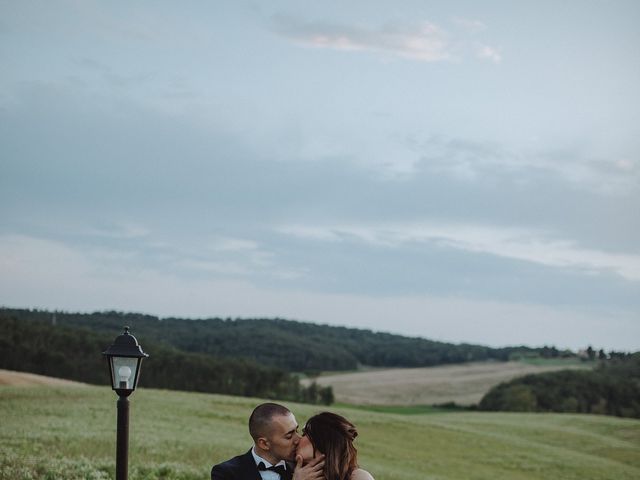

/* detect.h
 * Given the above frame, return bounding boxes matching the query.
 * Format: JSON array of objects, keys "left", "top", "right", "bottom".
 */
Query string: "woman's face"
[{"left": 296, "top": 434, "right": 316, "bottom": 463}]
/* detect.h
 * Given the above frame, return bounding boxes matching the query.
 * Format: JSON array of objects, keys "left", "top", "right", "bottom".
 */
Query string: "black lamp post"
[{"left": 103, "top": 327, "right": 149, "bottom": 480}]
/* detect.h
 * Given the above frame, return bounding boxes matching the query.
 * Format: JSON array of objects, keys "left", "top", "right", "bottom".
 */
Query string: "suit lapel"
[{"left": 241, "top": 449, "right": 263, "bottom": 480}]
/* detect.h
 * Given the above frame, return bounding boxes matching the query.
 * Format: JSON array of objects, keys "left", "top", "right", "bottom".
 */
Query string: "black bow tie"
[{"left": 258, "top": 462, "right": 291, "bottom": 479}]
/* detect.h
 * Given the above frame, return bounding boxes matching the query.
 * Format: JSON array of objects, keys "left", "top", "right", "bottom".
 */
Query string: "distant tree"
[
  {"left": 540, "top": 346, "right": 561, "bottom": 358},
  {"left": 319, "top": 386, "right": 335, "bottom": 406}
]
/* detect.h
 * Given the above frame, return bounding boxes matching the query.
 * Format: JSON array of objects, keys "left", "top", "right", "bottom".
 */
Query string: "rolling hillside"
[
  {"left": 303, "top": 360, "right": 589, "bottom": 406},
  {"left": 1, "top": 307, "right": 563, "bottom": 371},
  {"left": 1, "top": 383, "right": 639, "bottom": 480},
  {"left": 5, "top": 308, "right": 631, "bottom": 417},
  {"left": 0, "top": 368, "right": 86, "bottom": 387}
]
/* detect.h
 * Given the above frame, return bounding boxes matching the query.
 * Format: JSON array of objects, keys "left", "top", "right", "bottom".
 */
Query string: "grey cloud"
[
  {"left": 267, "top": 232, "right": 640, "bottom": 310},
  {"left": 273, "top": 15, "right": 452, "bottom": 62},
  {"left": 72, "top": 57, "right": 156, "bottom": 89},
  {"left": 2, "top": 82, "right": 637, "bottom": 247},
  {"left": 414, "top": 136, "right": 640, "bottom": 196},
  {"left": 1, "top": 81, "right": 637, "bottom": 314}
]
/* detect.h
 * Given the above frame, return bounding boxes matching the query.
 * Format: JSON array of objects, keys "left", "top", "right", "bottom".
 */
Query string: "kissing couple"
[{"left": 211, "top": 402, "right": 374, "bottom": 480}]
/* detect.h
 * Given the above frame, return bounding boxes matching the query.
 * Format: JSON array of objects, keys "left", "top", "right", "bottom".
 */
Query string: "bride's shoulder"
[{"left": 351, "top": 468, "right": 374, "bottom": 480}]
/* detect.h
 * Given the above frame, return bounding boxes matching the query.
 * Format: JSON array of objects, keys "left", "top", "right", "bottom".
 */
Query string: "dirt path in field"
[
  {"left": 303, "top": 361, "right": 586, "bottom": 406},
  {"left": 0, "top": 369, "right": 87, "bottom": 387}
]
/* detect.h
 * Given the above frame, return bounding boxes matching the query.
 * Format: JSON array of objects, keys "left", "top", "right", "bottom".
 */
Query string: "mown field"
[
  {"left": 304, "top": 360, "right": 589, "bottom": 406},
  {"left": 1, "top": 382, "right": 639, "bottom": 480}
]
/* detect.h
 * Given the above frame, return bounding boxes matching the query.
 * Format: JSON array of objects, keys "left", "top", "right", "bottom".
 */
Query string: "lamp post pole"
[
  {"left": 103, "top": 326, "right": 149, "bottom": 480},
  {"left": 116, "top": 395, "right": 130, "bottom": 480}
]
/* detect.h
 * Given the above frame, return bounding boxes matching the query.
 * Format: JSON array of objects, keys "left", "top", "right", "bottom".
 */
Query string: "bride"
[{"left": 295, "top": 412, "right": 374, "bottom": 480}]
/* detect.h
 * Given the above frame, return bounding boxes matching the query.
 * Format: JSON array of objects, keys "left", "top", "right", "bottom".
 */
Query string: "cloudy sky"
[{"left": 1, "top": 0, "right": 639, "bottom": 351}]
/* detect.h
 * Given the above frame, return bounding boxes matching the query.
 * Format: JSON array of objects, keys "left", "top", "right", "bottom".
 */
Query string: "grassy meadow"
[{"left": 1, "top": 383, "right": 639, "bottom": 480}]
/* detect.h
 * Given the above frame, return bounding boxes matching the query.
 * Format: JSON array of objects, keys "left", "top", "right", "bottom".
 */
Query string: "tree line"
[
  {"left": 479, "top": 353, "right": 640, "bottom": 418},
  {"left": 0, "top": 313, "right": 333, "bottom": 405},
  {"left": 1, "top": 308, "right": 556, "bottom": 372}
]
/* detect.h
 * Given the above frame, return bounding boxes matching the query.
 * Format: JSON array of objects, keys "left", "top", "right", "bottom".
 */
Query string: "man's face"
[{"left": 263, "top": 413, "right": 301, "bottom": 463}]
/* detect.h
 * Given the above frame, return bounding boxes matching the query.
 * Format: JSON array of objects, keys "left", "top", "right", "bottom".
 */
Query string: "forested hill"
[
  {"left": 1, "top": 308, "right": 554, "bottom": 372},
  {"left": 0, "top": 312, "right": 333, "bottom": 404},
  {"left": 479, "top": 352, "right": 640, "bottom": 418}
]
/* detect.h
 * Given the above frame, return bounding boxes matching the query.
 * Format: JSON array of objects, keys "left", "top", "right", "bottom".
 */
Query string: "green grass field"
[{"left": 1, "top": 385, "right": 639, "bottom": 480}]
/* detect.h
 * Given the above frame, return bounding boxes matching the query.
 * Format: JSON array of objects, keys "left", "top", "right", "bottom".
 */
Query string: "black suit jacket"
[
  {"left": 211, "top": 449, "right": 262, "bottom": 480},
  {"left": 211, "top": 449, "right": 294, "bottom": 480}
]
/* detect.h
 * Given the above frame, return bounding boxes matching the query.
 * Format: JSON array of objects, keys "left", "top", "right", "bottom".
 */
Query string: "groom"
[{"left": 211, "top": 402, "right": 325, "bottom": 480}]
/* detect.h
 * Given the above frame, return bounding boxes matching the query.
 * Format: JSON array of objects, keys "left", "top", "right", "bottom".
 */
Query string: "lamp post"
[{"left": 103, "top": 327, "right": 149, "bottom": 480}]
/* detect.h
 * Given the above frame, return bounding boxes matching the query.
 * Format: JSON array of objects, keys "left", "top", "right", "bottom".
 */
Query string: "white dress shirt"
[{"left": 251, "top": 447, "right": 289, "bottom": 480}]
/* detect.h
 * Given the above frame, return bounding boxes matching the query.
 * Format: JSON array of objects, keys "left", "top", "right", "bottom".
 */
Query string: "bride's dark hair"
[{"left": 302, "top": 412, "right": 359, "bottom": 480}]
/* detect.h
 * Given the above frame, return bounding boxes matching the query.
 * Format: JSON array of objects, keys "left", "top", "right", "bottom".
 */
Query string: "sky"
[{"left": 1, "top": 0, "right": 639, "bottom": 351}]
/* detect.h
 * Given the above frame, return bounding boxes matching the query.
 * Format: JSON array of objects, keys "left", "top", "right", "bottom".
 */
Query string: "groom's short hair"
[{"left": 249, "top": 403, "right": 292, "bottom": 440}]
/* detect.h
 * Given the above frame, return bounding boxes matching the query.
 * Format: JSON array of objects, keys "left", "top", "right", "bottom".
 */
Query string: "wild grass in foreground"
[{"left": 1, "top": 385, "right": 639, "bottom": 480}]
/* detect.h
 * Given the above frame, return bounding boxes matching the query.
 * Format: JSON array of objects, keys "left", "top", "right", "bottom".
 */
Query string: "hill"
[
  {"left": 1, "top": 307, "right": 563, "bottom": 372},
  {"left": 480, "top": 353, "right": 640, "bottom": 418},
  {"left": 0, "top": 369, "right": 86, "bottom": 387},
  {"left": 304, "top": 360, "right": 589, "bottom": 406},
  {"left": 1, "top": 384, "right": 639, "bottom": 480},
  {"left": 0, "top": 314, "right": 332, "bottom": 404}
]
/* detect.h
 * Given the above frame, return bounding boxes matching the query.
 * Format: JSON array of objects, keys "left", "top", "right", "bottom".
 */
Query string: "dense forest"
[
  {"left": 479, "top": 353, "right": 640, "bottom": 418},
  {"left": 3, "top": 307, "right": 635, "bottom": 417},
  {"left": 0, "top": 313, "right": 333, "bottom": 404},
  {"left": 0, "top": 307, "right": 555, "bottom": 372}
]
